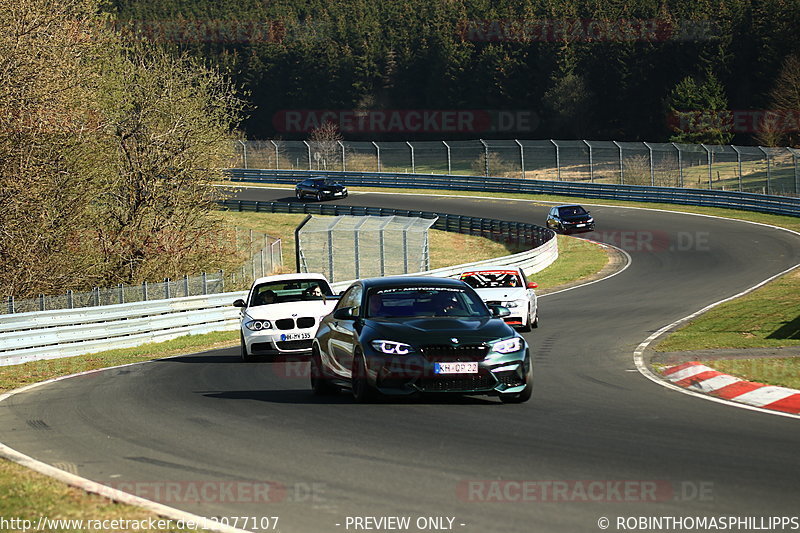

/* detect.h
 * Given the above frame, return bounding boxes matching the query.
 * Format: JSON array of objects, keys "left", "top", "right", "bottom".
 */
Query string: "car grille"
[
  {"left": 275, "top": 319, "right": 294, "bottom": 330},
  {"left": 251, "top": 342, "right": 273, "bottom": 353},
  {"left": 276, "top": 340, "right": 313, "bottom": 351},
  {"left": 416, "top": 372, "right": 496, "bottom": 392},
  {"left": 297, "top": 317, "right": 316, "bottom": 328},
  {"left": 494, "top": 370, "right": 525, "bottom": 387},
  {"left": 420, "top": 344, "right": 489, "bottom": 362},
  {"left": 274, "top": 317, "right": 316, "bottom": 330}
]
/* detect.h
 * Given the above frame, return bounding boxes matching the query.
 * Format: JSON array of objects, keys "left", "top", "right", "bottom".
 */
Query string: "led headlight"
[
  {"left": 371, "top": 340, "right": 414, "bottom": 355},
  {"left": 245, "top": 320, "right": 272, "bottom": 331},
  {"left": 492, "top": 337, "right": 523, "bottom": 354},
  {"left": 503, "top": 301, "right": 520, "bottom": 308}
]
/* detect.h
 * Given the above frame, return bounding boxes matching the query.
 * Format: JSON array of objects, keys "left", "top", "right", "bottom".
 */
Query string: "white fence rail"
[{"left": 0, "top": 238, "right": 557, "bottom": 367}]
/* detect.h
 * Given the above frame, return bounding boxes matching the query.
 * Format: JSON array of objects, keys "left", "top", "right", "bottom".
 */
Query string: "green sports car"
[{"left": 310, "top": 276, "right": 532, "bottom": 403}]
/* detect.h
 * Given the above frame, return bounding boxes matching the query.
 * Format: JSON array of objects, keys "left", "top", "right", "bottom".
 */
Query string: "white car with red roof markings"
[{"left": 459, "top": 266, "right": 538, "bottom": 332}]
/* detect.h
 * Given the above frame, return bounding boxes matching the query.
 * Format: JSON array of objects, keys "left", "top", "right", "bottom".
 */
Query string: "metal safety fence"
[
  {"left": 234, "top": 139, "right": 800, "bottom": 197},
  {"left": 3, "top": 228, "right": 283, "bottom": 315}
]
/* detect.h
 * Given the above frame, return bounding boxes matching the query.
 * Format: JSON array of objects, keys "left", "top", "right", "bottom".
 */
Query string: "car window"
[
  {"left": 367, "top": 287, "right": 488, "bottom": 318},
  {"left": 460, "top": 270, "right": 522, "bottom": 289},
  {"left": 251, "top": 279, "right": 333, "bottom": 306},
  {"left": 559, "top": 206, "right": 587, "bottom": 216},
  {"left": 335, "top": 284, "right": 363, "bottom": 314}
]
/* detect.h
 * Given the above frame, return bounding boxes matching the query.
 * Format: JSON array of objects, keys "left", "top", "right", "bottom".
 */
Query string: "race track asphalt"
[{"left": 1, "top": 188, "right": 798, "bottom": 533}]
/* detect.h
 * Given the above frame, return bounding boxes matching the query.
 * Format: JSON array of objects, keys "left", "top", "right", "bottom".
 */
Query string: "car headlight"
[
  {"left": 587, "top": 217, "right": 594, "bottom": 223},
  {"left": 245, "top": 320, "right": 272, "bottom": 331},
  {"left": 371, "top": 340, "right": 414, "bottom": 355},
  {"left": 492, "top": 337, "right": 523, "bottom": 354},
  {"left": 503, "top": 301, "right": 520, "bottom": 308}
]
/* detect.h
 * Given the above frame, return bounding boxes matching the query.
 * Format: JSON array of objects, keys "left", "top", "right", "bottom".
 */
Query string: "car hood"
[
  {"left": 473, "top": 287, "right": 529, "bottom": 301},
  {"left": 245, "top": 300, "right": 337, "bottom": 320},
  {"left": 562, "top": 215, "right": 592, "bottom": 222},
  {"left": 364, "top": 317, "right": 514, "bottom": 344}
]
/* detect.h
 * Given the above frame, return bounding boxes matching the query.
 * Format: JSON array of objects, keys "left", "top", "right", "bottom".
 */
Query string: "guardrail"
[
  {"left": 228, "top": 168, "right": 800, "bottom": 217},
  {"left": 1, "top": 202, "right": 557, "bottom": 366},
  {"left": 0, "top": 293, "right": 246, "bottom": 367},
  {"left": 220, "top": 198, "right": 553, "bottom": 248}
]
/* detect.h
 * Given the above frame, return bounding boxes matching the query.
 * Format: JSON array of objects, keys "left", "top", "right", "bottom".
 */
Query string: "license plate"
[
  {"left": 334, "top": 192, "right": 344, "bottom": 196},
  {"left": 576, "top": 223, "right": 586, "bottom": 227},
  {"left": 280, "top": 332, "right": 311, "bottom": 341},
  {"left": 434, "top": 362, "right": 478, "bottom": 374}
]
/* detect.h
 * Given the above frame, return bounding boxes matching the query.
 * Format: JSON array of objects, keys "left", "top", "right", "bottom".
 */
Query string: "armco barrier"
[
  {"left": 219, "top": 199, "right": 552, "bottom": 248},
  {"left": 0, "top": 207, "right": 557, "bottom": 366},
  {"left": 227, "top": 169, "right": 800, "bottom": 217}
]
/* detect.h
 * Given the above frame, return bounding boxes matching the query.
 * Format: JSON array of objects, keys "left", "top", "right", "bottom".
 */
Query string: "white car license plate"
[
  {"left": 434, "top": 362, "right": 478, "bottom": 374},
  {"left": 334, "top": 192, "right": 344, "bottom": 196},
  {"left": 280, "top": 332, "right": 311, "bottom": 341},
  {"left": 576, "top": 223, "right": 586, "bottom": 227}
]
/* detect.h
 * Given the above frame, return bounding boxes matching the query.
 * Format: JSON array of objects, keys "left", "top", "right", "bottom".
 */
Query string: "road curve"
[{"left": 1, "top": 189, "right": 799, "bottom": 533}]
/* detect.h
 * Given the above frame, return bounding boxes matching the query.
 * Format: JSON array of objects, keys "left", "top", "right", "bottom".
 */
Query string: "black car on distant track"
[
  {"left": 546, "top": 204, "right": 595, "bottom": 233},
  {"left": 295, "top": 177, "right": 348, "bottom": 201},
  {"left": 310, "top": 276, "right": 532, "bottom": 403}
]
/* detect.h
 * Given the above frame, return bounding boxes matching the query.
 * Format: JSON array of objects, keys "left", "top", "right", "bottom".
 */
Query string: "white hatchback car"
[
  {"left": 459, "top": 266, "right": 538, "bottom": 331},
  {"left": 233, "top": 273, "right": 338, "bottom": 361}
]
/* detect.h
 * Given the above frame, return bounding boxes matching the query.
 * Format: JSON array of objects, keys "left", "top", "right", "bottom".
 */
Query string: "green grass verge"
[
  {"left": 0, "top": 460, "right": 197, "bottom": 533},
  {"left": 655, "top": 269, "right": 800, "bottom": 352},
  {"left": 696, "top": 358, "right": 800, "bottom": 390}
]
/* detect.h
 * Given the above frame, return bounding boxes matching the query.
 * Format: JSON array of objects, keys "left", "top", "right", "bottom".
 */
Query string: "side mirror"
[
  {"left": 333, "top": 307, "right": 357, "bottom": 320},
  {"left": 527, "top": 282, "right": 538, "bottom": 289},
  {"left": 233, "top": 299, "right": 246, "bottom": 308},
  {"left": 488, "top": 305, "right": 511, "bottom": 318}
]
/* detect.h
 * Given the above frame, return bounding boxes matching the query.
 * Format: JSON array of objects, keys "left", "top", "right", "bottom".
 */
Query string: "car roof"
[
  {"left": 251, "top": 273, "right": 328, "bottom": 286},
  {"left": 358, "top": 276, "right": 467, "bottom": 290},
  {"left": 459, "top": 266, "right": 522, "bottom": 275}
]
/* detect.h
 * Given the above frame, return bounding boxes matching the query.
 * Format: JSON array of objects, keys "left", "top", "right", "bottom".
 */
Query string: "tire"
[
  {"left": 316, "top": 191, "right": 323, "bottom": 202},
  {"left": 310, "top": 345, "right": 337, "bottom": 395},
  {"left": 518, "top": 304, "right": 532, "bottom": 332},
  {"left": 532, "top": 310, "right": 539, "bottom": 329},
  {"left": 351, "top": 351, "right": 376, "bottom": 403},
  {"left": 240, "top": 333, "right": 256, "bottom": 362},
  {"left": 500, "top": 357, "right": 533, "bottom": 404},
  {"left": 296, "top": 190, "right": 303, "bottom": 200}
]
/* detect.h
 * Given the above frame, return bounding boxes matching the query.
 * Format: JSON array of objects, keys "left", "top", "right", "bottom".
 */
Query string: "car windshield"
[
  {"left": 559, "top": 206, "right": 587, "bottom": 217},
  {"left": 366, "top": 286, "right": 488, "bottom": 318},
  {"left": 460, "top": 270, "right": 522, "bottom": 289},
  {"left": 312, "top": 179, "right": 336, "bottom": 186},
  {"left": 250, "top": 279, "right": 332, "bottom": 306}
]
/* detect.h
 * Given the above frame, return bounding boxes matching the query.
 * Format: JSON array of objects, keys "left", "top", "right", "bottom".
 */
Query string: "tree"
[
  {"left": 308, "top": 121, "right": 343, "bottom": 171},
  {"left": 0, "top": 0, "right": 113, "bottom": 297},
  {"left": 756, "top": 54, "right": 800, "bottom": 147},
  {"left": 667, "top": 71, "right": 733, "bottom": 145},
  {"left": 91, "top": 43, "right": 245, "bottom": 284}
]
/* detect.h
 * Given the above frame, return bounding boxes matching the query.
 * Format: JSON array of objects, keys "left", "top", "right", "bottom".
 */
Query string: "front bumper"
[
  {"left": 244, "top": 328, "right": 314, "bottom": 355},
  {"left": 363, "top": 348, "right": 530, "bottom": 396}
]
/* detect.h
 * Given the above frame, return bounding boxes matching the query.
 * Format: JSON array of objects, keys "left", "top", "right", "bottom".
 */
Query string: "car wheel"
[
  {"left": 310, "top": 345, "right": 337, "bottom": 395},
  {"left": 500, "top": 357, "right": 533, "bottom": 404},
  {"left": 316, "top": 191, "right": 323, "bottom": 202},
  {"left": 296, "top": 190, "right": 303, "bottom": 200},
  {"left": 240, "top": 333, "right": 256, "bottom": 362},
  {"left": 518, "top": 304, "right": 532, "bottom": 332},
  {"left": 532, "top": 310, "right": 539, "bottom": 329},
  {"left": 351, "top": 351, "right": 375, "bottom": 403}
]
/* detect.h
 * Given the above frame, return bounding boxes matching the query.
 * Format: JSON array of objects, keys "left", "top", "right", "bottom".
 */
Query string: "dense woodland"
[{"left": 111, "top": 0, "right": 800, "bottom": 145}]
